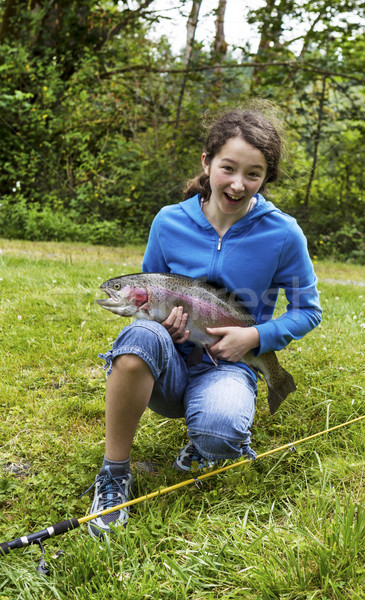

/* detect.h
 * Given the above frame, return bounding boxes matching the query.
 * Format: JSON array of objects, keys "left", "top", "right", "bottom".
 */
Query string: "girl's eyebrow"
[{"left": 220, "top": 157, "right": 265, "bottom": 170}]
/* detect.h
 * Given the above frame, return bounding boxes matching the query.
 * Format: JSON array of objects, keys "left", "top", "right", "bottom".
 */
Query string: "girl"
[{"left": 86, "top": 105, "right": 322, "bottom": 538}]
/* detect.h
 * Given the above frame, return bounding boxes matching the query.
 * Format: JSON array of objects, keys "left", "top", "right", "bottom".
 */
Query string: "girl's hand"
[
  {"left": 161, "top": 306, "right": 190, "bottom": 343},
  {"left": 206, "top": 326, "right": 260, "bottom": 363}
]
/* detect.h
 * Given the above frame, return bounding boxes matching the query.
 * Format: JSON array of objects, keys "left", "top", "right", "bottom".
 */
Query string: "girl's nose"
[{"left": 231, "top": 175, "right": 245, "bottom": 192}]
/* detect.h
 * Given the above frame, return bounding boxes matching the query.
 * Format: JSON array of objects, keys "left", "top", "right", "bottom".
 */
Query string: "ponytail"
[{"left": 183, "top": 172, "right": 211, "bottom": 201}]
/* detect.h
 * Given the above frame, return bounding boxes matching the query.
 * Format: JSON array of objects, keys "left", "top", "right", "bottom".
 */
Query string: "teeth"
[{"left": 226, "top": 193, "right": 243, "bottom": 200}]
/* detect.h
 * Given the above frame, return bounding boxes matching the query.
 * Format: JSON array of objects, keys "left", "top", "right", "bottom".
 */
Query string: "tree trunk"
[
  {"left": 213, "top": 0, "right": 227, "bottom": 59},
  {"left": 174, "top": 0, "right": 202, "bottom": 139},
  {"left": 304, "top": 76, "right": 327, "bottom": 209},
  {"left": 0, "top": 0, "right": 27, "bottom": 43},
  {"left": 249, "top": 0, "right": 284, "bottom": 92},
  {"left": 184, "top": 0, "right": 202, "bottom": 65},
  {"left": 345, "top": 166, "right": 350, "bottom": 222}
]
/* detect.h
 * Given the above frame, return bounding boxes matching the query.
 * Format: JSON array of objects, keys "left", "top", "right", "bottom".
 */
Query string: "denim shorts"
[{"left": 99, "top": 320, "right": 258, "bottom": 461}]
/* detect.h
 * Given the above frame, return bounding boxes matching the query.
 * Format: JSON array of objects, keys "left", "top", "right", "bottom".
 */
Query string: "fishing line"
[{"left": 1, "top": 414, "right": 364, "bottom": 565}]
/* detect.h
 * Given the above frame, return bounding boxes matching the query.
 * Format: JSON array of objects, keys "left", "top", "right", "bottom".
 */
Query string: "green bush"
[
  {"left": 0, "top": 196, "right": 124, "bottom": 246},
  {"left": 316, "top": 225, "right": 365, "bottom": 264}
]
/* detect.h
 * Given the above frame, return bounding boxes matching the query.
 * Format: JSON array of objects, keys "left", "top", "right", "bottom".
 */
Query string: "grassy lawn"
[{"left": 0, "top": 238, "right": 364, "bottom": 600}]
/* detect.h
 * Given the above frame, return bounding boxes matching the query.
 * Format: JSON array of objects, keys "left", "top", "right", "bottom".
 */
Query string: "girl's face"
[{"left": 202, "top": 136, "right": 267, "bottom": 220}]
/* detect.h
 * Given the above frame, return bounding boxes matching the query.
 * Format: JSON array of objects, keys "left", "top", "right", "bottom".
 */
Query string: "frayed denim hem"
[
  {"left": 240, "top": 445, "right": 257, "bottom": 461},
  {"left": 98, "top": 350, "right": 114, "bottom": 376}
]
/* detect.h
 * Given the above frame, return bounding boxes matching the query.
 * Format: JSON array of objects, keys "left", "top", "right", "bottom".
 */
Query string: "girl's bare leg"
[{"left": 105, "top": 354, "right": 154, "bottom": 461}]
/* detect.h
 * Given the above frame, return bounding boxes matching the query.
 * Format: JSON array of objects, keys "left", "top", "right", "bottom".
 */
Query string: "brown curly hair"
[{"left": 184, "top": 103, "right": 284, "bottom": 201}]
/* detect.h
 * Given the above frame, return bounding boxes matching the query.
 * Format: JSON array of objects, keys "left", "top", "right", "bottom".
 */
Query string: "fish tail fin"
[{"left": 268, "top": 368, "right": 296, "bottom": 415}]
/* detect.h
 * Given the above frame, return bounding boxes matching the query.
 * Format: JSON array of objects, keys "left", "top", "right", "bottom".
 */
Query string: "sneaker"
[
  {"left": 84, "top": 466, "right": 133, "bottom": 539},
  {"left": 173, "top": 443, "right": 215, "bottom": 473}
]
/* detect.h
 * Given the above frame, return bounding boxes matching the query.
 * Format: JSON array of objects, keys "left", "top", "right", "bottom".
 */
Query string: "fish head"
[{"left": 96, "top": 275, "right": 149, "bottom": 317}]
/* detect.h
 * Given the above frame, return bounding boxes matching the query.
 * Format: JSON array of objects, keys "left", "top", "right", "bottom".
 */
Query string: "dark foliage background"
[{"left": 0, "top": 0, "right": 364, "bottom": 261}]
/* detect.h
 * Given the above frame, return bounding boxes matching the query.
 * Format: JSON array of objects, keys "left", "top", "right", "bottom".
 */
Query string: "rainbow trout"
[{"left": 97, "top": 273, "right": 296, "bottom": 414}]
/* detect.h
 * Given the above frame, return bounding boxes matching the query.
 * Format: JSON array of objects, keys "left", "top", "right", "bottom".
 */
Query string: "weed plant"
[{"left": 0, "top": 239, "right": 364, "bottom": 599}]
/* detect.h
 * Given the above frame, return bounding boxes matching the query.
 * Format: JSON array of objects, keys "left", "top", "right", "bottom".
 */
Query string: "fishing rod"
[{"left": 1, "top": 415, "right": 364, "bottom": 572}]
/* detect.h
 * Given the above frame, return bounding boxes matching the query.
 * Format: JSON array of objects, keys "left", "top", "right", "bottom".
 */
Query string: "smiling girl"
[{"left": 86, "top": 104, "right": 322, "bottom": 538}]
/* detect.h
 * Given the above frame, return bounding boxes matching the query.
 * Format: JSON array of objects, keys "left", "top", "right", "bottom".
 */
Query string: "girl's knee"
[
  {"left": 112, "top": 353, "right": 148, "bottom": 375},
  {"left": 100, "top": 319, "right": 175, "bottom": 379}
]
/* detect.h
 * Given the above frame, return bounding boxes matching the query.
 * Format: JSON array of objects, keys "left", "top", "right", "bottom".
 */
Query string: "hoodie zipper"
[{"left": 210, "top": 235, "right": 224, "bottom": 282}]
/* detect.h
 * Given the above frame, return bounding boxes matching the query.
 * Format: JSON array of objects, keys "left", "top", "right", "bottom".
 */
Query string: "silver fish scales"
[{"left": 97, "top": 273, "right": 296, "bottom": 414}]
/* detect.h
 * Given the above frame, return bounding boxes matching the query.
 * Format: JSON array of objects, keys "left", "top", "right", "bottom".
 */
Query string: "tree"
[
  {"left": 213, "top": 0, "right": 227, "bottom": 60},
  {"left": 184, "top": 0, "right": 202, "bottom": 65},
  {"left": 0, "top": 0, "right": 175, "bottom": 242},
  {"left": 1, "top": 0, "right": 364, "bottom": 259}
]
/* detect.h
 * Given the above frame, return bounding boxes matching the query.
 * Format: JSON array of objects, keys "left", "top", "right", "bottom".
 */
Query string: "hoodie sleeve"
[
  {"left": 255, "top": 221, "right": 322, "bottom": 355},
  {"left": 142, "top": 211, "right": 170, "bottom": 274}
]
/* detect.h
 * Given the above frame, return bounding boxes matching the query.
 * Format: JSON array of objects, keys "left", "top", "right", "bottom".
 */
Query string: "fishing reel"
[
  {"left": 35, "top": 540, "right": 64, "bottom": 576},
  {"left": 0, "top": 518, "right": 79, "bottom": 576}
]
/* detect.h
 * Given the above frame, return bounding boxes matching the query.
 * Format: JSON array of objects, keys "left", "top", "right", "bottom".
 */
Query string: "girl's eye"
[{"left": 222, "top": 166, "right": 234, "bottom": 172}]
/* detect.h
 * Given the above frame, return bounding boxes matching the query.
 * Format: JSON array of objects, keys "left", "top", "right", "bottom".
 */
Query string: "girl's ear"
[{"left": 201, "top": 153, "right": 210, "bottom": 175}]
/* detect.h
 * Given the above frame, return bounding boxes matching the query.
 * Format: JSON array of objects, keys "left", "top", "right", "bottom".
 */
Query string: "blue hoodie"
[{"left": 142, "top": 193, "right": 322, "bottom": 371}]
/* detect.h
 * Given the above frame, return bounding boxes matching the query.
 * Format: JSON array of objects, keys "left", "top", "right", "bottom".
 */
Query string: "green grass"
[{"left": 0, "top": 238, "right": 364, "bottom": 600}]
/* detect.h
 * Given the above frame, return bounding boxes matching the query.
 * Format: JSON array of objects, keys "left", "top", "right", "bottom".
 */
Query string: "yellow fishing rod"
[{"left": 1, "top": 415, "right": 364, "bottom": 567}]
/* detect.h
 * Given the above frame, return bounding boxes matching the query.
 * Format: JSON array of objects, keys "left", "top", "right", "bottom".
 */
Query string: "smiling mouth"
[{"left": 224, "top": 192, "right": 244, "bottom": 203}]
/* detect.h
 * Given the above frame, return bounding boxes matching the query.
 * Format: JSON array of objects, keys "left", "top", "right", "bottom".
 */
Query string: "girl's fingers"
[{"left": 162, "top": 307, "right": 189, "bottom": 341}]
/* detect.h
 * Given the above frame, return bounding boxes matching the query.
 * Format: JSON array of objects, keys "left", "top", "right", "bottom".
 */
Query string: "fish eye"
[{"left": 113, "top": 283, "right": 121, "bottom": 290}]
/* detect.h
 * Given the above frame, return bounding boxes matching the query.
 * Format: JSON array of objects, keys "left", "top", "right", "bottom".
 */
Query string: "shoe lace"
[
  {"left": 80, "top": 469, "right": 129, "bottom": 509},
  {"left": 187, "top": 445, "right": 206, "bottom": 465},
  {"left": 185, "top": 444, "right": 215, "bottom": 470},
  {"left": 190, "top": 451, "right": 203, "bottom": 463}
]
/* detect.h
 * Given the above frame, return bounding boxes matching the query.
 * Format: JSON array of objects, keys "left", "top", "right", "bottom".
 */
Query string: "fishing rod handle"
[{"left": 0, "top": 518, "right": 79, "bottom": 555}]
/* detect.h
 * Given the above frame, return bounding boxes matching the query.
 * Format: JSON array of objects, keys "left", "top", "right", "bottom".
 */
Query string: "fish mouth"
[{"left": 96, "top": 288, "right": 119, "bottom": 305}]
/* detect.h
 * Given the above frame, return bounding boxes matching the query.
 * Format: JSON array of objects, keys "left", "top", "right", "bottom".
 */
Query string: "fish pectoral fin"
[
  {"left": 187, "top": 345, "right": 204, "bottom": 367},
  {"left": 204, "top": 345, "right": 218, "bottom": 367},
  {"left": 135, "top": 307, "right": 151, "bottom": 319}
]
